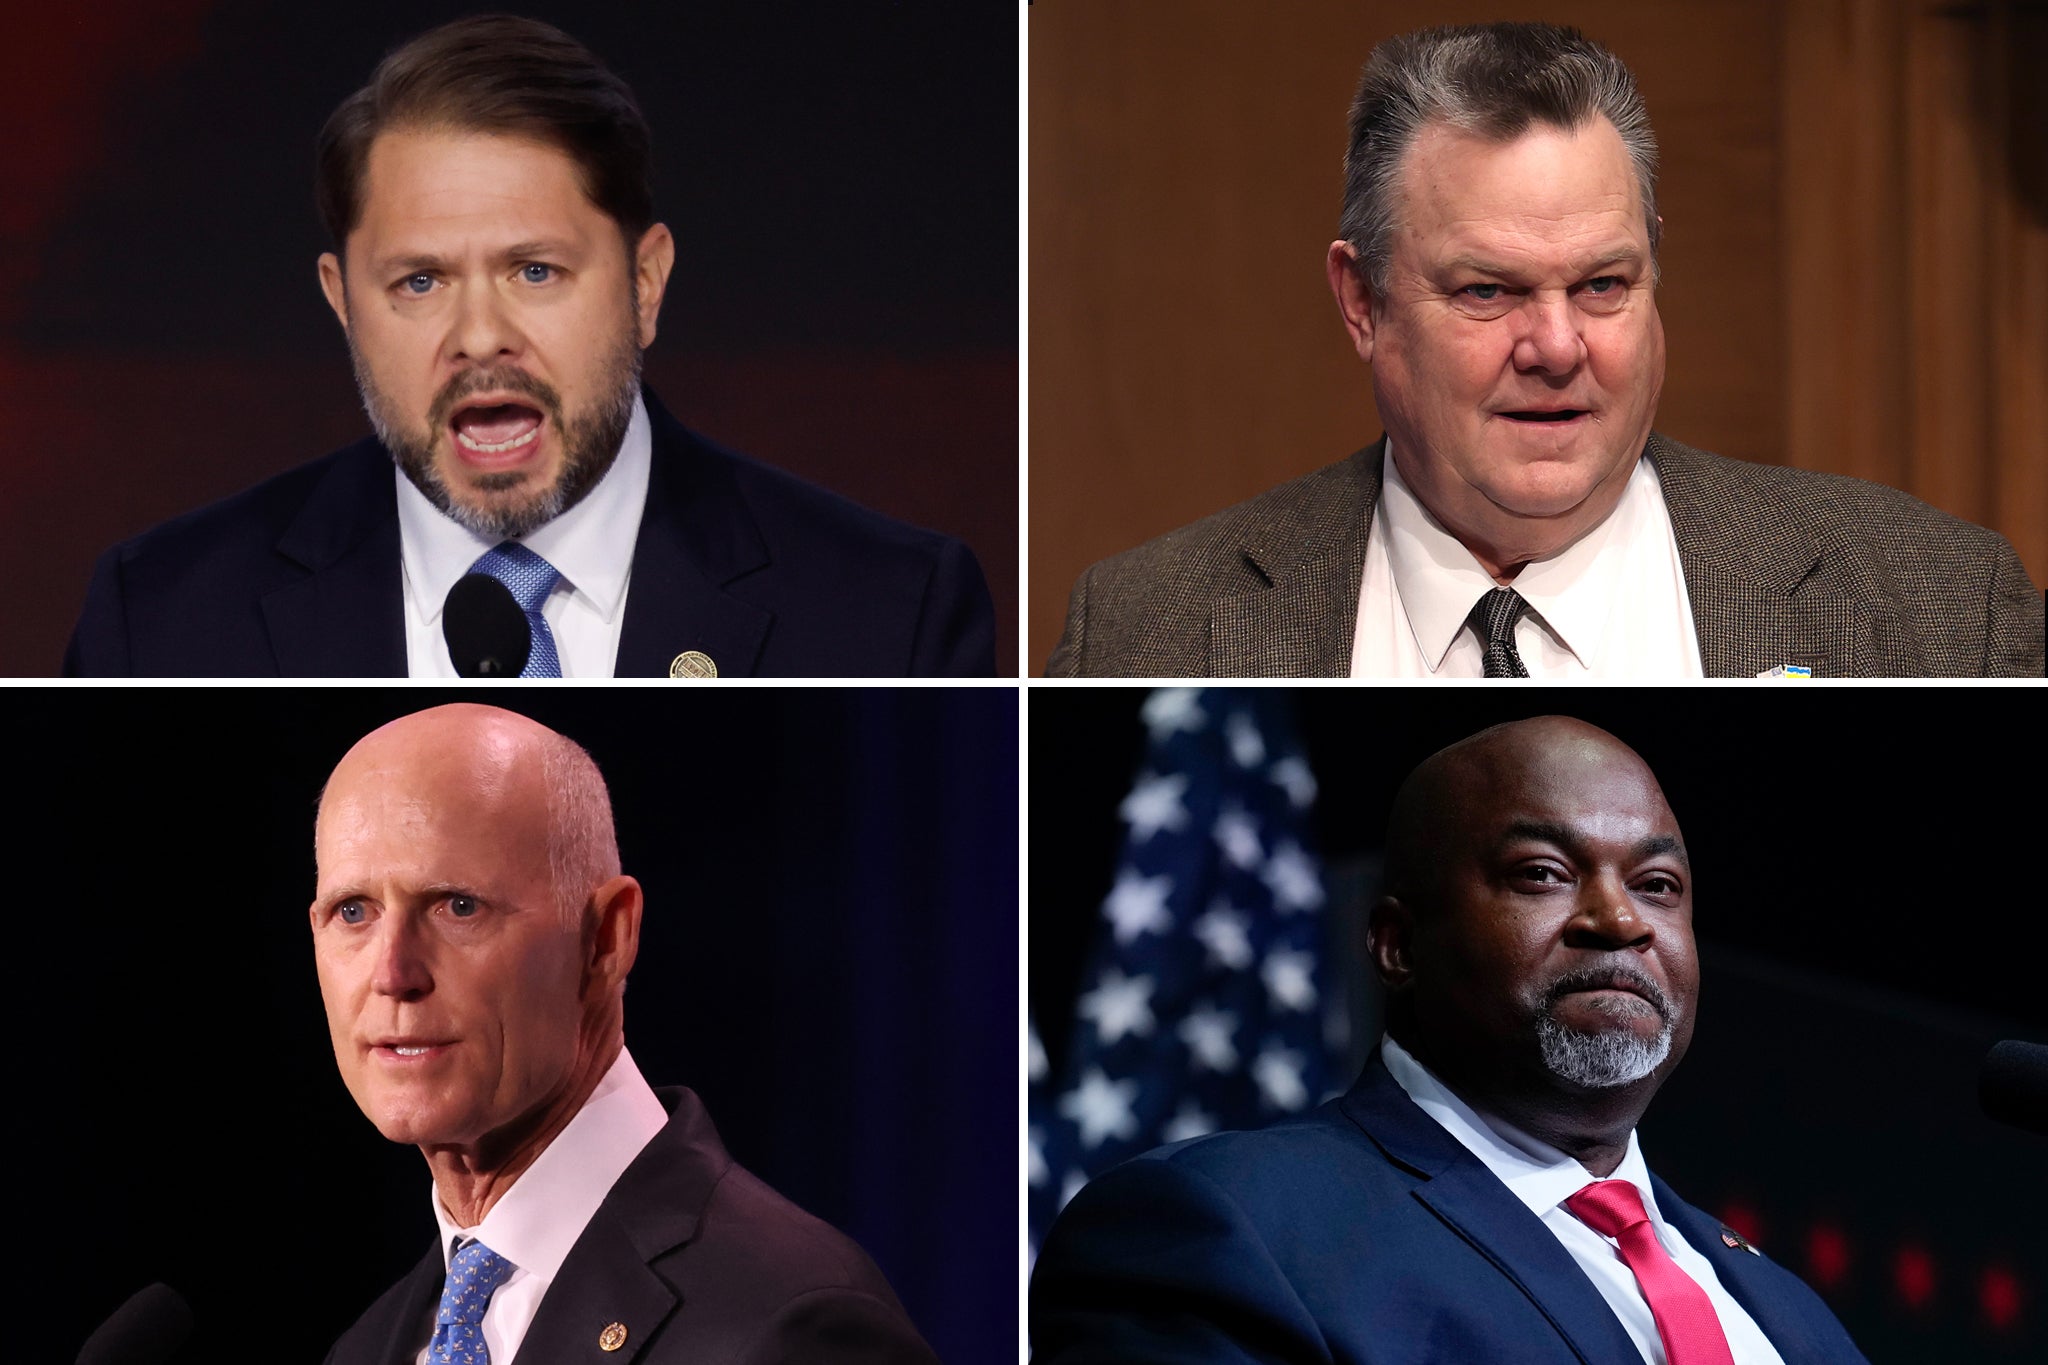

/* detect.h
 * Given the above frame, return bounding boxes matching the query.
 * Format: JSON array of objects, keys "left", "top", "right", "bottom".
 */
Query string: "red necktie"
[{"left": 1564, "top": 1179, "right": 1736, "bottom": 1365}]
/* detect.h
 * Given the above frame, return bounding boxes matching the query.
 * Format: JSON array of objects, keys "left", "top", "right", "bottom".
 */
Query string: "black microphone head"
[
  {"left": 1980, "top": 1039, "right": 2048, "bottom": 1136},
  {"left": 77, "top": 1282, "right": 193, "bottom": 1365},
  {"left": 444, "top": 572, "right": 531, "bottom": 677}
]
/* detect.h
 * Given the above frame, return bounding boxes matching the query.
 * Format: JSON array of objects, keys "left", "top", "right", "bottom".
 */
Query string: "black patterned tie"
[{"left": 1468, "top": 588, "right": 1531, "bottom": 677}]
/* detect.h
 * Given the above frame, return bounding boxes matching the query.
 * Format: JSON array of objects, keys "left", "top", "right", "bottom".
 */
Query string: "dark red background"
[{"left": 0, "top": 1, "right": 1017, "bottom": 674}]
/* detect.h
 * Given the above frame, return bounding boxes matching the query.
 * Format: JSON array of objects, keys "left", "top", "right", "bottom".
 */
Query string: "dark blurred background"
[
  {"left": 1031, "top": 687, "right": 2047, "bottom": 1364},
  {"left": 21, "top": 686, "right": 1016, "bottom": 1363},
  {"left": 0, "top": 1, "right": 1017, "bottom": 674}
]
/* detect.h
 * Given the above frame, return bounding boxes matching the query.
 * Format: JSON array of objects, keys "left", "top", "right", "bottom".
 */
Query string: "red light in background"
[
  {"left": 1719, "top": 1200, "right": 1765, "bottom": 1246},
  {"left": 1805, "top": 1223, "right": 1850, "bottom": 1291},
  {"left": 1893, "top": 1244, "right": 1937, "bottom": 1311},
  {"left": 1979, "top": 1264, "right": 2023, "bottom": 1332}
]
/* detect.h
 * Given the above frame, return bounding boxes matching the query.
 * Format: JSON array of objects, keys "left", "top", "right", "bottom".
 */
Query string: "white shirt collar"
[
  {"left": 429, "top": 1044, "right": 670, "bottom": 1278},
  {"left": 397, "top": 391, "right": 653, "bottom": 639},
  {"left": 1378, "top": 1033, "right": 1664, "bottom": 1224},
  {"left": 1378, "top": 440, "right": 1670, "bottom": 674}
]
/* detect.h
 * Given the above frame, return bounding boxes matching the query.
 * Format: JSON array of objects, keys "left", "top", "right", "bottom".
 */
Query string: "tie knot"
[
  {"left": 1467, "top": 586, "right": 1529, "bottom": 643},
  {"left": 436, "top": 1239, "right": 515, "bottom": 1333},
  {"left": 470, "top": 542, "right": 562, "bottom": 614},
  {"left": 1565, "top": 1178, "right": 1653, "bottom": 1239}
]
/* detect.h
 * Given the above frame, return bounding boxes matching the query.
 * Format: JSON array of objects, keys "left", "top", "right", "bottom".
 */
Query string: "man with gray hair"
[
  {"left": 1047, "top": 22, "right": 2041, "bottom": 677},
  {"left": 311, "top": 703, "right": 936, "bottom": 1363},
  {"left": 1031, "top": 716, "right": 1870, "bottom": 1364}
]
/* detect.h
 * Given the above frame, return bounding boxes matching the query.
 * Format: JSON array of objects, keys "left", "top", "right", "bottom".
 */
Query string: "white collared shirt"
[
  {"left": 397, "top": 393, "right": 653, "bottom": 678},
  {"left": 1349, "top": 442, "right": 1705, "bottom": 677},
  {"left": 1380, "top": 1036, "right": 1786, "bottom": 1365},
  {"left": 414, "top": 1045, "right": 670, "bottom": 1365}
]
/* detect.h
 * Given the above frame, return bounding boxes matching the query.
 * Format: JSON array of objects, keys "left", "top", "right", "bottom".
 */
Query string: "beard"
[
  {"left": 346, "top": 293, "right": 644, "bottom": 541},
  {"left": 1530, "top": 964, "right": 1676, "bottom": 1089}
]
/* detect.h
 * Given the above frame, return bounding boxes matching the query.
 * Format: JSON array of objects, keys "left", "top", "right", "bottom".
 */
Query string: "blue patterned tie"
[
  {"left": 468, "top": 543, "right": 563, "bottom": 677},
  {"left": 428, "top": 1239, "right": 515, "bottom": 1365}
]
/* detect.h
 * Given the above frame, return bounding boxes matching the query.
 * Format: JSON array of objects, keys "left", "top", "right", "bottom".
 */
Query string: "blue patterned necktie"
[
  {"left": 469, "top": 543, "right": 563, "bottom": 677},
  {"left": 428, "top": 1238, "right": 516, "bottom": 1365}
]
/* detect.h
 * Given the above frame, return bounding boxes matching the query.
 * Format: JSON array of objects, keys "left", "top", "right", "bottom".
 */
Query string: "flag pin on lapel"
[
  {"left": 1756, "top": 664, "right": 1813, "bottom": 679},
  {"left": 669, "top": 650, "right": 717, "bottom": 678},
  {"left": 598, "top": 1321, "right": 629, "bottom": 1351},
  {"left": 1721, "top": 1228, "right": 1761, "bottom": 1254}
]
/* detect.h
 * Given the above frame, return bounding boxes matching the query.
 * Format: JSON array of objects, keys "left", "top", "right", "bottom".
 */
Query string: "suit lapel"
[
  {"left": 510, "top": 1216, "right": 680, "bottom": 1365},
  {"left": 1652, "top": 1176, "right": 1842, "bottom": 1362},
  {"left": 260, "top": 443, "right": 408, "bottom": 675},
  {"left": 329, "top": 1245, "right": 441, "bottom": 1365},
  {"left": 1339, "top": 1058, "right": 1642, "bottom": 1365},
  {"left": 510, "top": 1087, "right": 730, "bottom": 1363},
  {"left": 1651, "top": 435, "right": 1867, "bottom": 677},
  {"left": 1207, "top": 442, "right": 1381, "bottom": 676},
  {"left": 614, "top": 391, "right": 773, "bottom": 677}
]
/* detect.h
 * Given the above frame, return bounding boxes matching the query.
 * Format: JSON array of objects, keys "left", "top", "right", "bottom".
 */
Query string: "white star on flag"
[
  {"left": 1077, "top": 967, "right": 1157, "bottom": 1044},
  {"left": 1269, "top": 755, "right": 1318, "bottom": 811},
  {"left": 1102, "top": 870, "right": 1175, "bottom": 945},
  {"left": 1261, "top": 948, "right": 1317, "bottom": 1011},
  {"left": 1140, "top": 688, "right": 1206, "bottom": 739},
  {"left": 1029, "top": 1022, "right": 1048, "bottom": 1082},
  {"left": 1028, "top": 1126, "right": 1048, "bottom": 1187},
  {"left": 1212, "top": 805, "right": 1263, "bottom": 870},
  {"left": 1059, "top": 1067, "right": 1141, "bottom": 1148},
  {"left": 1177, "top": 1004, "right": 1240, "bottom": 1071},
  {"left": 1252, "top": 1044, "right": 1309, "bottom": 1110},
  {"left": 1262, "top": 840, "right": 1324, "bottom": 912},
  {"left": 1162, "top": 1097, "right": 1219, "bottom": 1143},
  {"left": 1224, "top": 709, "right": 1267, "bottom": 768},
  {"left": 1191, "top": 902, "right": 1254, "bottom": 970},
  {"left": 1119, "top": 771, "right": 1191, "bottom": 842}
]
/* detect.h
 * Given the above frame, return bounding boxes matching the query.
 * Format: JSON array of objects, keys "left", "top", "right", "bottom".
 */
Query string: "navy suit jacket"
[
  {"left": 64, "top": 386, "right": 996, "bottom": 677},
  {"left": 1031, "top": 1055, "right": 1869, "bottom": 1364},
  {"left": 325, "top": 1087, "right": 937, "bottom": 1365}
]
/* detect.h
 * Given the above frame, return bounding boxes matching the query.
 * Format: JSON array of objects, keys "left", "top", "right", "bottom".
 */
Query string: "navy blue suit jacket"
[
  {"left": 63, "top": 386, "right": 996, "bottom": 677},
  {"left": 324, "top": 1087, "right": 936, "bottom": 1365},
  {"left": 1031, "top": 1055, "right": 1869, "bottom": 1364}
]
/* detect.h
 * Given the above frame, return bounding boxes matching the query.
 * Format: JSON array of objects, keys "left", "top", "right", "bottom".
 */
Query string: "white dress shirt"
[
  {"left": 414, "top": 1046, "right": 670, "bottom": 1365},
  {"left": 1379, "top": 1036, "right": 1784, "bottom": 1365},
  {"left": 398, "top": 393, "right": 652, "bottom": 678},
  {"left": 1350, "top": 443, "right": 1705, "bottom": 677}
]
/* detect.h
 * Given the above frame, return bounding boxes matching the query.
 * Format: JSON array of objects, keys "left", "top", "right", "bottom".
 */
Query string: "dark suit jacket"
[
  {"left": 1047, "top": 434, "right": 2044, "bottom": 677},
  {"left": 325, "top": 1087, "right": 937, "bottom": 1365},
  {"left": 65, "top": 386, "right": 995, "bottom": 677},
  {"left": 1031, "top": 1055, "right": 1868, "bottom": 1365}
]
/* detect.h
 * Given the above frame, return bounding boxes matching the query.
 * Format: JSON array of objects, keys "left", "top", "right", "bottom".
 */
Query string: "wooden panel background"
[{"left": 1028, "top": 0, "right": 2045, "bottom": 669}]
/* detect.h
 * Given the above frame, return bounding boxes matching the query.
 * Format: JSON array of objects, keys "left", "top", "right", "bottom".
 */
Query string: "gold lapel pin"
[
  {"left": 669, "top": 650, "right": 717, "bottom": 678},
  {"left": 598, "top": 1321, "right": 629, "bottom": 1351}
]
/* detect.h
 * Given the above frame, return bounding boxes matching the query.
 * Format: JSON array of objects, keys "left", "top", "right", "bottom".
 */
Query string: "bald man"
[
  {"left": 312, "top": 704, "right": 936, "bottom": 1365},
  {"left": 1031, "top": 718, "right": 1868, "bottom": 1364}
]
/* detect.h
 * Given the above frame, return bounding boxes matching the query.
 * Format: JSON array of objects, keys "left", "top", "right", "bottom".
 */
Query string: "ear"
[
  {"left": 580, "top": 875, "right": 643, "bottom": 998},
  {"left": 1326, "top": 239, "right": 1380, "bottom": 364},
  {"left": 1366, "top": 894, "right": 1416, "bottom": 991},
  {"left": 631, "top": 223, "right": 676, "bottom": 349},
  {"left": 318, "top": 251, "right": 351, "bottom": 334}
]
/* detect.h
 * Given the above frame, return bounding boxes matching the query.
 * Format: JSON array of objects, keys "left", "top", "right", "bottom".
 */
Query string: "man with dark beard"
[
  {"left": 63, "top": 15, "right": 995, "bottom": 678},
  {"left": 1031, "top": 717, "right": 1869, "bottom": 1364}
]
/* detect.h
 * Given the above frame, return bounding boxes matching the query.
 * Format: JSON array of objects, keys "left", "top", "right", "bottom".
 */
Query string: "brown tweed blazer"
[{"left": 1046, "top": 434, "right": 2044, "bottom": 678}]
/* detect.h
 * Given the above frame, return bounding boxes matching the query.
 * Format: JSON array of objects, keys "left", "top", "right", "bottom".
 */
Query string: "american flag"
[{"left": 1029, "top": 688, "right": 1335, "bottom": 1259}]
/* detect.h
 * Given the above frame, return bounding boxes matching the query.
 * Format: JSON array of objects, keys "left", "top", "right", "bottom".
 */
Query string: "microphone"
[
  {"left": 1979, "top": 1039, "right": 2048, "bottom": 1136},
  {"left": 444, "top": 572, "right": 531, "bottom": 677},
  {"left": 76, "top": 1283, "right": 193, "bottom": 1365}
]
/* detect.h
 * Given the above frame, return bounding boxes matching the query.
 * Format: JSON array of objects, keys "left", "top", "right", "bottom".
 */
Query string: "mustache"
[
  {"left": 1541, "top": 963, "right": 1673, "bottom": 1024},
  {"left": 428, "top": 368, "right": 564, "bottom": 429}
]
